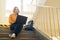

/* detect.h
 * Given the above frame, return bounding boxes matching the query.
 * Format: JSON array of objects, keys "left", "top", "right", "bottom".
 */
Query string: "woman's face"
[{"left": 14, "top": 7, "right": 19, "bottom": 15}]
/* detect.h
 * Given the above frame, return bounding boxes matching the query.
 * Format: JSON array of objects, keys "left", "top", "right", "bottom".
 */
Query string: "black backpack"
[{"left": 24, "top": 20, "right": 34, "bottom": 31}]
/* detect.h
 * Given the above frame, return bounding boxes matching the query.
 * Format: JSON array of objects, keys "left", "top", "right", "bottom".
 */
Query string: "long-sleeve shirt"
[{"left": 9, "top": 13, "right": 17, "bottom": 25}]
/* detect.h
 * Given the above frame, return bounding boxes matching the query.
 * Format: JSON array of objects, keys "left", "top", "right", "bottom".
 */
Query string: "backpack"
[{"left": 24, "top": 20, "right": 34, "bottom": 31}]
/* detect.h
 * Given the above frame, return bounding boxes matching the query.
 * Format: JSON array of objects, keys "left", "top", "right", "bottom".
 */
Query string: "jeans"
[{"left": 10, "top": 23, "right": 23, "bottom": 36}]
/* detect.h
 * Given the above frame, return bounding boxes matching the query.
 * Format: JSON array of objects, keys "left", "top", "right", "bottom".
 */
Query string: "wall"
[
  {"left": 0, "top": 0, "right": 8, "bottom": 24},
  {"left": 45, "top": 0, "right": 60, "bottom": 7},
  {"left": 33, "top": 6, "right": 60, "bottom": 38}
]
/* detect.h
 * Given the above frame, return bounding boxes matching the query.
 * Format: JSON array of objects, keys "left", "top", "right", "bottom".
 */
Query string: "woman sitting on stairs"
[{"left": 9, "top": 7, "right": 23, "bottom": 38}]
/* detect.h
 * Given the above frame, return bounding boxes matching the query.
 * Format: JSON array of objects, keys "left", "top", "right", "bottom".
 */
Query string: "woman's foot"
[
  {"left": 9, "top": 33, "right": 16, "bottom": 39},
  {"left": 9, "top": 34, "right": 12, "bottom": 37}
]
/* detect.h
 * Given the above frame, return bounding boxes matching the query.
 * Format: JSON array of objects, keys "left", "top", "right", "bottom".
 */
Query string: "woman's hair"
[{"left": 13, "top": 7, "right": 19, "bottom": 13}]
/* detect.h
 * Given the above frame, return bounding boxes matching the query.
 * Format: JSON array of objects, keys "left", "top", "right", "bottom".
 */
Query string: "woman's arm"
[{"left": 9, "top": 14, "right": 17, "bottom": 25}]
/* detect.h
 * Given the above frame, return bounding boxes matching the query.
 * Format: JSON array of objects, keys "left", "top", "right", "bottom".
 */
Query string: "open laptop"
[{"left": 15, "top": 15, "right": 27, "bottom": 24}]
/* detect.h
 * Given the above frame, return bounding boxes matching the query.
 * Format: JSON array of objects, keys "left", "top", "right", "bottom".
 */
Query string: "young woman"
[{"left": 9, "top": 7, "right": 23, "bottom": 38}]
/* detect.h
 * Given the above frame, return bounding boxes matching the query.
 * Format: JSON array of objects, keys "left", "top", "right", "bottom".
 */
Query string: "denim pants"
[{"left": 10, "top": 23, "right": 23, "bottom": 36}]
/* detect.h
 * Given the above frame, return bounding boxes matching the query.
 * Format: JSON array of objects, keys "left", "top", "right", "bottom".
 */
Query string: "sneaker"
[
  {"left": 9, "top": 34, "right": 12, "bottom": 37},
  {"left": 11, "top": 33, "right": 16, "bottom": 38}
]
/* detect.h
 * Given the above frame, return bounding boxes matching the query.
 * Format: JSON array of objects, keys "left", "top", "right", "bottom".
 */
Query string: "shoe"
[
  {"left": 11, "top": 33, "right": 16, "bottom": 39},
  {"left": 9, "top": 34, "right": 12, "bottom": 37}
]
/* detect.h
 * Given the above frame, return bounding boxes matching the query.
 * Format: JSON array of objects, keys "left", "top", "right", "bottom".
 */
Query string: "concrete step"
[
  {"left": 0, "top": 28, "right": 39, "bottom": 40},
  {"left": 0, "top": 33, "right": 8, "bottom": 38},
  {"left": 0, "top": 33, "right": 37, "bottom": 38},
  {"left": 0, "top": 38, "right": 38, "bottom": 40},
  {"left": 0, "top": 28, "right": 34, "bottom": 33}
]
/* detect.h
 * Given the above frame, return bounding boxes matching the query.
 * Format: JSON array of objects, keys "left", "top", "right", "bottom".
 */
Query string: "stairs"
[{"left": 0, "top": 28, "right": 39, "bottom": 40}]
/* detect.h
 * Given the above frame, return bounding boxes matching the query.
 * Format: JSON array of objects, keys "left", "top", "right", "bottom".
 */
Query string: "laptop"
[{"left": 15, "top": 15, "right": 27, "bottom": 24}]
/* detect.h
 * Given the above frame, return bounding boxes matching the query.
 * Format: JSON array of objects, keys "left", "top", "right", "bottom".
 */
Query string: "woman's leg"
[
  {"left": 9, "top": 24, "right": 16, "bottom": 38},
  {"left": 10, "top": 24, "right": 16, "bottom": 31},
  {"left": 14, "top": 24, "right": 23, "bottom": 36},
  {"left": 9, "top": 24, "right": 23, "bottom": 37}
]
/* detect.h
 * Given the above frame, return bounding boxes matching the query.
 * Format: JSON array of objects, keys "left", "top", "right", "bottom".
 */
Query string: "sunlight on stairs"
[{"left": 51, "top": 36, "right": 59, "bottom": 40}]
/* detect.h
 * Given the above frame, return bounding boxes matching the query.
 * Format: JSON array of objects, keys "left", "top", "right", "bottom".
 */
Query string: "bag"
[{"left": 24, "top": 20, "right": 34, "bottom": 31}]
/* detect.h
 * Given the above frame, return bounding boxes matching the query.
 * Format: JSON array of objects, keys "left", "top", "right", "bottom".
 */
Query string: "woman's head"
[{"left": 13, "top": 7, "right": 19, "bottom": 15}]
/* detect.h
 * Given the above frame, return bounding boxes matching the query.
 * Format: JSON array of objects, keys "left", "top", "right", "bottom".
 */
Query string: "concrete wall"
[{"left": 33, "top": 6, "right": 60, "bottom": 38}]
